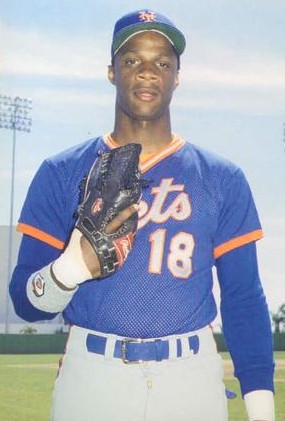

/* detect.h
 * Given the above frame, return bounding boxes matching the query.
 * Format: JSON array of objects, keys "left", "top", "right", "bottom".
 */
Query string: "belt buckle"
[{"left": 121, "top": 338, "right": 144, "bottom": 364}]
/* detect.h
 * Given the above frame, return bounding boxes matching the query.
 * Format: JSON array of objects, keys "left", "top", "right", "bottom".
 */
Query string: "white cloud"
[
  {"left": 2, "top": 23, "right": 285, "bottom": 93},
  {"left": 32, "top": 87, "right": 113, "bottom": 106},
  {"left": 1, "top": 22, "right": 284, "bottom": 116},
  {"left": 174, "top": 38, "right": 285, "bottom": 113},
  {"left": 181, "top": 61, "right": 285, "bottom": 89},
  {"left": 173, "top": 86, "right": 285, "bottom": 114},
  {"left": 180, "top": 32, "right": 285, "bottom": 91},
  {"left": 1, "top": 24, "right": 110, "bottom": 79}
]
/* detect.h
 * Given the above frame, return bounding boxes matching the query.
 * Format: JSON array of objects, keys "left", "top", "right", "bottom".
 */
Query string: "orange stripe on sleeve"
[
  {"left": 213, "top": 229, "right": 264, "bottom": 259},
  {"left": 17, "top": 223, "right": 65, "bottom": 250}
]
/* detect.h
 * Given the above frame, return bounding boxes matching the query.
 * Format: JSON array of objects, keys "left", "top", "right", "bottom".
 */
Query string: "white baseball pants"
[{"left": 51, "top": 325, "right": 228, "bottom": 421}]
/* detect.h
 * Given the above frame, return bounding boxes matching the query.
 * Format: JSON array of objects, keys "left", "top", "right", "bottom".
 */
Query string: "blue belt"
[{"left": 86, "top": 333, "right": 200, "bottom": 364}]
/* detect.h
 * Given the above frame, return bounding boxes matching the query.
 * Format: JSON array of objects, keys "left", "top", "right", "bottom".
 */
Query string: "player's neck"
[{"left": 111, "top": 116, "right": 173, "bottom": 153}]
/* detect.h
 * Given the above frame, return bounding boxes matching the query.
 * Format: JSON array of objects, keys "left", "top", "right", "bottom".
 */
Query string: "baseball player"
[{"left": 10, "top": 9, "right": 275, "bottom": 421}]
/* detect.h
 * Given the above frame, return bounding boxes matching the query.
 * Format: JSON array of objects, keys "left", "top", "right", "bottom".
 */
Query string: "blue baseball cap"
[{"left": 111, "top": 10, "right": 186, "bottom": 58}]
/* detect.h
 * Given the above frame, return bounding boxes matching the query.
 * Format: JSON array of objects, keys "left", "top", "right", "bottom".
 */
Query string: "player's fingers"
[{"left": 105, "top": 204, "right": 139, "bottom": 234}]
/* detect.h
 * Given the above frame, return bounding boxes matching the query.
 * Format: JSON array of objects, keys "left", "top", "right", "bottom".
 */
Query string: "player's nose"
[{"left": 137, "top": 62, "right": 158, "bottom": 81}]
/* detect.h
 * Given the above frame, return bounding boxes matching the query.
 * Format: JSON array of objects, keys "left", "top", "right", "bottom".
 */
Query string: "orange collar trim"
[{"left": 103, "top": 133, "right": 185, "bottom": 173}]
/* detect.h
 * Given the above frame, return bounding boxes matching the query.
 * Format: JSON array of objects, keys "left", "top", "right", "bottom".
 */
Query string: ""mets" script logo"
[
  {"left": 138, "top": 178, "right": 191, "bottom": 230},
  {"left": 139, "top": 11, "right": 156, "bottom": 22}
]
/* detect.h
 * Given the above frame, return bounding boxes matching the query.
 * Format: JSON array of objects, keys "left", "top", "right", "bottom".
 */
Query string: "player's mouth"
[{"left": 134, "top": 87, "right": 159, "bottom": 102}]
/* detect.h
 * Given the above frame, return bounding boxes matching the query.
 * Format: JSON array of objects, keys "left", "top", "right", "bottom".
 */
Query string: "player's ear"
[
  {"left": 108, "top": 65, "right": 115, "bottom": 85},
  {"left": 174, "top": 72, "right": 179, "bottom": 90}
]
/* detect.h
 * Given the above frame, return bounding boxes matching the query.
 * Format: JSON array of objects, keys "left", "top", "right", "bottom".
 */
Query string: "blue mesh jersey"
[{"left": 16, "top": 134, "right": 263, "bottom": 338}]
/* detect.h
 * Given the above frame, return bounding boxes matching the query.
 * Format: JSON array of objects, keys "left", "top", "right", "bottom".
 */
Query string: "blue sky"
[{"left": 1, "top": 0, "right": 284, "bottom": 315}]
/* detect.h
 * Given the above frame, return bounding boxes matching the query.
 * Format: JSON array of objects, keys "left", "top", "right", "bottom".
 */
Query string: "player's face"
[{"left": 108, "top": 31, "right": 179, "bottom": 122}]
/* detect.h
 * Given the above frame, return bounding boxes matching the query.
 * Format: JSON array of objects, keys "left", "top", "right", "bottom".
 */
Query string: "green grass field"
[{"left": 0, "top": 352, "right": 284, "bottom": 421}]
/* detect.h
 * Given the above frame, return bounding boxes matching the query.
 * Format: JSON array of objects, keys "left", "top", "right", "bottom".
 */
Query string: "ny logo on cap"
[{"left": 139, "top": 11, "right": 156, "bottom": 22}]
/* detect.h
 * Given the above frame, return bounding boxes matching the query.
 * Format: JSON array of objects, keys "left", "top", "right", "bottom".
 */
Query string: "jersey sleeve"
[
  {"left": 213, "top": 168, "right": 263, "bottom": 259},
  {"left": 17, "top": 159, "right": 70, "bottom": 250}
]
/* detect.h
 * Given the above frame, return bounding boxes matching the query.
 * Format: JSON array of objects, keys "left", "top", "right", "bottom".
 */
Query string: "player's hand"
[
  {"left": 52, "top": 204, "right": 138, "bottom": 290},
  {"left": 81, "top": 204, "right": 139, "bottom": 277}
]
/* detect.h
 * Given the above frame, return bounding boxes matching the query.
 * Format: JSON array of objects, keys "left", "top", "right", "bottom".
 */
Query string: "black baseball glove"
[{"left": 75, "top": 143, "right": 142, "bottom": 278}]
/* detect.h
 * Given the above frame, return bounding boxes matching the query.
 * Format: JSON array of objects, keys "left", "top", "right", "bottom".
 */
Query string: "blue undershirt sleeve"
[{"left": 215, "top": 242, "right": 274, "bottom": 396}]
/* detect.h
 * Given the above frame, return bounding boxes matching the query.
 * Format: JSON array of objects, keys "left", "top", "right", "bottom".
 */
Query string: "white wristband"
[
  {"left": 244, "top": 390, "right": 275, "bottom": 421},
  {"left": 27, "top": 263, "right": 78, "bottom": 313}
]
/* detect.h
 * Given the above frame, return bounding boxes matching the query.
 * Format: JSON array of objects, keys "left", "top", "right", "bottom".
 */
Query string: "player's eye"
[
  {"left": 157, "top": 61, "right": 171, "bottom": 70},
  {"left": 124, "top": 57, "right": 139, "bottom": 66}
]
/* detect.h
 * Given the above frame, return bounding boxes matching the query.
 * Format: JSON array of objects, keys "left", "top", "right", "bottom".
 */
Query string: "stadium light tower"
[{"left": 0, "top": 94, "right": 32, "bottom": 333}]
